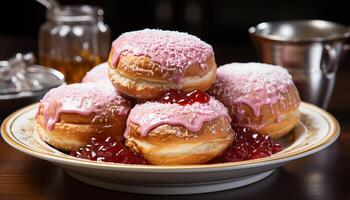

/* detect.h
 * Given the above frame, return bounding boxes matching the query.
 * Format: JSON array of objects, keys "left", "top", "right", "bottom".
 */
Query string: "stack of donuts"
[{"left": 36, "top": 29, "right": 300, "bottom": 165}]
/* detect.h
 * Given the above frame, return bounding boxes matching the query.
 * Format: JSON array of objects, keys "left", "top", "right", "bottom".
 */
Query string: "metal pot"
[
  {"left": 0, "top": 57, "right": 64, "bottom": 119},
  {"left": 249, "top": 20, "right": 350, "bottom": 109}
]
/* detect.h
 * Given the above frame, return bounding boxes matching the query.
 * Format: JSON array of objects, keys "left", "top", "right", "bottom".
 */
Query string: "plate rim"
[{"left": 1, "top": 102, "right": 340, "bottom": 172}]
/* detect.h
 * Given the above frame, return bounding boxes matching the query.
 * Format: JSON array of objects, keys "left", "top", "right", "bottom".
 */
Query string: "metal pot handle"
[
  {"left": 343, "top": 27, "right": 350, "bottom": 52},
  {"left": 342, "top": 41, "right": 350, "bottom": 54},
  {"left": 320, "top": 44, "right": 337, "bottom": 75}
]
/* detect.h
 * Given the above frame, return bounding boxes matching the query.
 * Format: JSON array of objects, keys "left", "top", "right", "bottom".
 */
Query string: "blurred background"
[{"left": 0, "top": 0, "right": 349, "bottom": 115}]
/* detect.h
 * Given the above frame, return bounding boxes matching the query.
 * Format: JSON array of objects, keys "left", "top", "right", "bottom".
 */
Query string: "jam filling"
[
  {"left": 159, "top": 89, "right": 210, "bottom": 105},
  {"left": 70, "top": 136, "right": 147, "bottom": 164},
  {"left": 70, "top": 128, "right": 283, "bottom": 165},
  {"left": 209, "top": 127, "right": 283, "bottom": 163}
]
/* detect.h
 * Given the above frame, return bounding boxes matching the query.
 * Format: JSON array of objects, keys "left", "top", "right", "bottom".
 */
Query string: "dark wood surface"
[{"left": 1, "top": 38, "right": 350, "bottom": 200}]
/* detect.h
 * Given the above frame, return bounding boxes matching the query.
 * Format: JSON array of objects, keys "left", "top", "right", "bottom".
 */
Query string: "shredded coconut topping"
[
  {"left": 219, "top": 62, "right": 292, "bottom": 93},
  {"left": 111, "top": 29, "right": 213, "bottom": 83},
  {"left": 211, "top": 62, "right": 293, "bottom": 105}
]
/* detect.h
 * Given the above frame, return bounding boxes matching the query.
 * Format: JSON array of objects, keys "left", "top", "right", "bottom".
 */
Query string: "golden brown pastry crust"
[
  {"left": 225, "top": 85, "right": 301, "bottom": 138},
  {"left": 125, "top": 116, "right": 234, "bottom": 165},
  {"left": 35, "top": 100, "right": 130, "bottom": 151}
]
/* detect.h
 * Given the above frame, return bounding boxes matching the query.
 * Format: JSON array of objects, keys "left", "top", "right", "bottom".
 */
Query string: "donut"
[
  {"left": 208, "top": 63, "right": 300, "bottom": 138},
  {"left": 124, "top": 90, "right": 233, "bottom": 165},
  {"left": 82, "top": 63, "right": 138, "bottom": 104},
  {"left": 82, "top": 62, "right": 111, "bottom": 84},
  {"left": 36, "top": 83, "right": 131, "bottom": 151},
  {"left": 108, "top": 29, "right": 217, "bottom": 99}
]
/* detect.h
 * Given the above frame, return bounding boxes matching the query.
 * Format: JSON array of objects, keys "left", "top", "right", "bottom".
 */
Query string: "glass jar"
[{"left": 39, "top": 5, "right": 111, "bottom": 83}]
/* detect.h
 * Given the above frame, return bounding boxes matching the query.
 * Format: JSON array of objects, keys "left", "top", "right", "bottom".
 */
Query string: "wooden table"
[{"left": 1, "top": 40, "right": 350, "bottom": 199}]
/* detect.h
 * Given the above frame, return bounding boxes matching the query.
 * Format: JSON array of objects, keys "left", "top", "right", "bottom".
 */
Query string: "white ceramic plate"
[{"left": 1, "top": 102, "right": 340, "bottom": 195}]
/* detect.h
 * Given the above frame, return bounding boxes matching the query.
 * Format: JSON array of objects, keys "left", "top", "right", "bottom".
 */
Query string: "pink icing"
[
  {"left": 209, "top": 62, "right": 298, "bottom": 128},
  {"left": 111, "top": 29, "right": 213, "bottom": 83},
  {"left": 82, "top": 62, "right": 112, "bottom": 85},
  {"left": 39, "top": 83, "right": 130, "bottom": 130},
  {"left": 124, "top": 97, "right": 231, "bottom": 137}
]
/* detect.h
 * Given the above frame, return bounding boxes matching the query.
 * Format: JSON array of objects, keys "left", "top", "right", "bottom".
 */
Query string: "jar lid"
[
  {"left": 47, "top": 5, "right": 104, "bottom": 22},
  {"left": 0, "top": 53, "right": 65, "bottom": 100}
]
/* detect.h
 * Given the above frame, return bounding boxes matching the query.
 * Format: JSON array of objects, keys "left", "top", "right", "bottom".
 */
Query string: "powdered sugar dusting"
[
  {"left": 125, "top": 97, "right": 231, "bottom": 137},
  {"left": 40, "top": 83, "right": 130, "bottom": 130},
  {"left": 111, "top": 29, "right": 213, "bottom": 83}
]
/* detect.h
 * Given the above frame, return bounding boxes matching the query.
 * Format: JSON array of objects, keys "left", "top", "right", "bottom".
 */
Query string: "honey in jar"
[{"left": 39, "top": 5, "right": 110, "bottom": 83}]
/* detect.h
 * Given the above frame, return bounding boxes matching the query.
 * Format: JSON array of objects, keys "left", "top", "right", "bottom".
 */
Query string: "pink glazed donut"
[
  {"left": 108, "top": 29, "right": 217, "bottom": 99},
  {"left": 36, "top": 83, "right": 131, "bottom": 151},
  {"left": 82, "top": 62, "right": 111, "bottom": 84},
  {"left": 208, "top": 62, "right": 301, "bottom": 138},
  {"left": 124, "top": 96, "right": 233, "bottom": 165}
]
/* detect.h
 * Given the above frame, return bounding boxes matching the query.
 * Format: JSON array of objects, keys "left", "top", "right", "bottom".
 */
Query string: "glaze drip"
[
  {"left": 39, "top": 83, "right": 129, "bottom": 130},
  {"left": 125, "top": 97, "right": 231, "bottom": 137}
]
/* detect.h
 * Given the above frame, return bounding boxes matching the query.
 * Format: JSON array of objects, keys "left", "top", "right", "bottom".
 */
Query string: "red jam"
[
  {"left": 70, "top": 128, "right": 282, "bottom": 165},
  {"left": 209, "top": 127, "right": 283, "bottom": 163},
  {"left": 71, "top": 136, "right": 147, "bottom": 164},
  {"left": 159, "top": 89, "right": 210, "bottom": 105}
]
